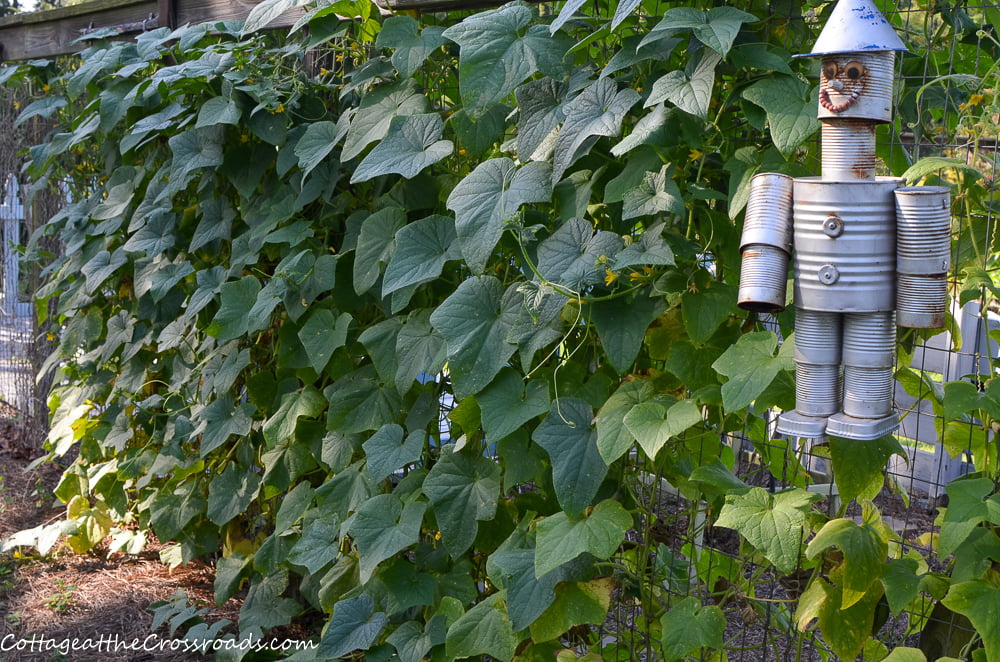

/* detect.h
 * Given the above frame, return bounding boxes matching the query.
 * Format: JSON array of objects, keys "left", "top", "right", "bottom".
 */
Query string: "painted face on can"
[{"left": 819, "top": 59, "right": 867, "bottom": 113}]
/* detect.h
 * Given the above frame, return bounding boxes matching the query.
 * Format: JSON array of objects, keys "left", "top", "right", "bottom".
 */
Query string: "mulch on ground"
[{"left": 0, "top": 420, "right": 236, "bottom": 662}]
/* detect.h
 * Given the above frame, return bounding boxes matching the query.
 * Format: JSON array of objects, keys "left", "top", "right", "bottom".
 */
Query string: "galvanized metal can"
[
  {"left": 843, "top": 365, "right": 895, "bottom": 417},
  {"left": 821, "top": 120, "right": 876, "bottom": 180},
  {"left": 897, "top": 274, "right": 948, "bottom": 328},
  {"left": 842, "top": 311, "right": 895, "bottom": 367},
  {"left": 895, "top": 186, "right": 951, "bottom": 328},
  {"left": 794, "top": 309, "right": 842, "bottom": 365},
  {"left": 792, "top": 177, "right": 904, "bottom": 312},
  {"left": 738, "top": 245, "right": 789, "bottom": 313},
  {"left": 740, "top": 173, "right": 794, "bottom": 252},
  {"left": 895, "top": 186, "right": 951, "bottom": 275},
  {"left": 795, "top": 362, "right": 843, "bottom": 417},
  {"left": 817, "top": 51, "right": 895, "bottom": 123}
]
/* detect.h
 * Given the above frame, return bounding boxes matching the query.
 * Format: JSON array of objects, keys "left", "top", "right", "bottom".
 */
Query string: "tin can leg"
[
  {"left": 827, "top": 311, "right": 900, "bottom": 440},
  {"left": 776, "top": 309, "right": 842, "bottom": 439}
]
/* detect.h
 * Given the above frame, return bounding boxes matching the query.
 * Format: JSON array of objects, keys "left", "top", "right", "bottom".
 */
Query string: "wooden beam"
[{"left": 0, "top": 0, "right": 307, "bottom": 62}]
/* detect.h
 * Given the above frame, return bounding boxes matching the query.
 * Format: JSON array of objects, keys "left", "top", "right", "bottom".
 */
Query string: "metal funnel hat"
[{"left": 798, "top": 0, "right": 907, "bottom": 57}]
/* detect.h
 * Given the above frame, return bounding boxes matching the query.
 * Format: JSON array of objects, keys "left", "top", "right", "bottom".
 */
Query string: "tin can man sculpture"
[{"left": 737, "top": 0, "right": 953, "bottom": 441}]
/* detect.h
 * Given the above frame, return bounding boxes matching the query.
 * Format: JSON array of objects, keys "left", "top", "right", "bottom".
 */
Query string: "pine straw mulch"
[{"left": 0, "top": 422, "right": 239, "bottom": 662}]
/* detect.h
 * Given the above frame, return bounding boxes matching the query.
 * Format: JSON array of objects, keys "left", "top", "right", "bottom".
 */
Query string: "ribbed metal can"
[
  {"left": 795, "top": 362, "right": 843, "bottom": 417},
  {"left": 842, "top": 312, "right": 895, "bottom": 367},
  {"left": 821, "top": 120, "right": 876, "bottom": 180},
  {"left": 738, "top": 245, "right": 789, "bottom": 313},
  {"left": 792, "top": 177, "right": 903, "bottom": 312},
  {"left": 817, "top": 51, "right": 895, "bottom": 123},
  {"left": 843, "top": 365, "right": 895, "bottom": 418},
  {"left": 794, "top": 309, "right": 842, "bottom": 364},
  {"left": 895, "top": 186, "right": 951, "bottom": 275},
  {"left": 897, "top": 274, "right": 948, "bottom": 328},
  {"left": 740, "top": 173, "right": 794, "bottom": 252}
]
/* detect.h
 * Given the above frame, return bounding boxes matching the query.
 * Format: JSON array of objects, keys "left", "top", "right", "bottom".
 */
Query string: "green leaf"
[
  {"left": 352, "top": 113, "right": 453, "bottom": 184},
  {"left": 535, "top": 499, "right": 631, "bottom": 577},
  {"left": 214, "top": 554, "right": 252, "bottom": 604},
  {"left": 168, "top": 127, "right": 224, "bottom": 178},
  {"left": 318, "top": 594, "right": 388, "bottom": 659},
  {"left": 395, "top": 310, "right": 447, "bottom": 392},
  {"left": 241, "top": 0, "right": 311, "bottom": 34},
  {"left": 660, "top": 597, "right": 726, "bottom": 661},
  {"left": 881, "top": 648, "right": 928, "bottom": 662},
  {"left": 622, "top": 164, "right": 685, "bottom": 221},
  {"left": 645, "top": 50, "right": 722, "bottom": 118},
  {"left": 348, "top": 494, "right": 427, "bottom": 583},
  {"left": 239, "top": 568, "right": 300, "bottom": 635},
  {"left": 354, "top": 207, "right": 406, "bottom": 295},
  {"left": 81, "top": 249, "right": 128, "bottom": 294},
  {"left": 263, "top": 386, "right": 327, "bottom": 448},
  {"left": 452, "top": 105, "right": 510, "bottom": 158},
  {"left": 595, "top": 379, "right": 653, "bottom": 463},
  {"left": 536, "top": 218, "right": 624, "bottom": 291},
  {"left": 275, "top": 481, "right": 315, "bottom": 534},
  {"left": 712, "top": 331, "right": 793, "bottom": 413},
  {"left": 376, "top": 17, "right": 448, "bottom": 78},
  {"left": 741, "top": 77, "right": 820, "bottom": 158},
  {"left": 148, "top": 481, "right": 206, "bottom": 542},
  {"left": 295, "top": 121, "right": 339, "bottom": 179},
  {"left": 207, "top": 464, "right": 262, "bottom": 526},
  {"left": 624, "top": 398, "right": 703, "bottom": 460},
  {"left": 476, "top": 369, "right": 550, "bottom": 442},
  {"left": 682, "top": 287, "right": 735, "bottom": 345},
  {"left": 429, "top": 276, "right": 517, "bottom": 398},
  {"left": 515, "top": 77, "right": 565, "bottom": 161},
  {"left": 552, "top": 78, "right": 640, "bottom": 183},
  {"left": 938, "top": 477, "right": 1000, "bottom": 557},
  {"left": 363, "top": 424, "right": 423, "bottom": 482},
  {"left": 445, "top": 592, "right": 517, "bottom": 661},
  {"left": 442, "top": 3, "right": 568, "bottom": 116},
  {"left": 208, "top": 276, "right": 261, "bottom": 341},
  {"left": 795, "top": 577, "right": 884, "bottom": 662},
  {"left": 806, "top": 518, "right": 887, "bottom": 609},
  {"left": 881, "top": 557, "right": 922, "bottom": 615},
  {"left": 643, "top": 6, "right": 757, "bottom": 57},
  {"left": 530, "top": 577, "right": 613, "bottom": 642},
  {"left": 196, "top": 97, "right": 241, "bottom": 128},
  {"left": 343, "top": 80, "right": 429, "bottom": 161},
  {"left": 532, "top": 399, "right": 608, "bottom": 517},
  {"left": 325, "top": 367, "right": 404, "bottom": 434},
  {"left": 589, "top": 291, "right": 665, "bottom": 374},
  {"left": 446, "top": 158, "right": 552, "bottom": 273},
  {"left": 423, "top": 445, "right": 500, "bottom": 555},
  {"left": 902, "top": 157, "right": 982, "bottom": 185},
  {"left": 612, "top": 222, "right": 675, "bottom": 269},
  {"left": 383, "top": 215, "right": 458, "bottom": 297},
  {"left": 359, "top": 317, "right": 403, "bottom": 385},
  {"left": 297, "top": 309, "right": 351, "bottom": 374},
  {"left": 287, "top": 510, "right": 340, "bottom": 573},
  {"left": 829, "top": 435, "right": 904, "bottom": 503},
  {"left": 942, "top": 581, "right": 1000, "bottom": 662},
  {"left": 715, "top": 487, "right": 819, "bottom": 574}
]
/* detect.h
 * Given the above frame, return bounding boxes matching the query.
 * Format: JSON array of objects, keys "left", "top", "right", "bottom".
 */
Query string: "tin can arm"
[
  {"left": 737, "top": 173, "right": 794, "bottom": 313},
  {"left": 894, "top": 186, "right": 951, "bottom": 329}
]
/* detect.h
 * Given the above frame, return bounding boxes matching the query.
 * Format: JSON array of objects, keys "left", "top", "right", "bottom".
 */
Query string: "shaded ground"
[{"left": 0, "top": 420, "right": 235, "bottom": 662}]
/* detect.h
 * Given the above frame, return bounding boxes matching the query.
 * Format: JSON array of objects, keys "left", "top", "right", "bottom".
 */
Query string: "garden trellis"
[{"left": 0, "top": 0, "right": 998, "bottom": 661}]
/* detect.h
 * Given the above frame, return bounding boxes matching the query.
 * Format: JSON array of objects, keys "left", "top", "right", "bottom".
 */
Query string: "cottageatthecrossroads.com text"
[{"left": 1, "top": 633, "right": 318, "bottom": 655}]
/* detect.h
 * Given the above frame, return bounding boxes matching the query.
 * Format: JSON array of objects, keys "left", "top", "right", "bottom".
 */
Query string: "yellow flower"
[
  {"left": 604, "top": 269, "right": 618, "bottom": 286},
  {"left": 42, "top": 84, "right": 51, "bottom": 92},
  {"left": 319, "top": 68, "right": 329, "bottom": 76},
  {"left": 458, "top": 148, "right": 467, "bottom": 156},
  {"left": 629, "top": 271, "right": 643, "bottom": 283},
  {"left": 12, "top": 101, "right": 19, "bottom": 109},
  {"left": 240, "top": 133, "right": 250, "bottom": 143},
  {"left": 968, "top": 94, "right": 984, "bottom": 106},
  {"left": 434, "top": 531, "right": 442, "bottom": 541},
  {"left": 273, "top": 103, "right": 285, "bottom": 114},
  {"left": 689, "top": 149, "right": 703, "bottom": 161}
]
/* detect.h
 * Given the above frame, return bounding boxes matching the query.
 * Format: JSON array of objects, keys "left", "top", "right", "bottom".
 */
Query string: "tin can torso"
[{"left": 791, "top": 176, "right": 904, "bottom": 312}]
